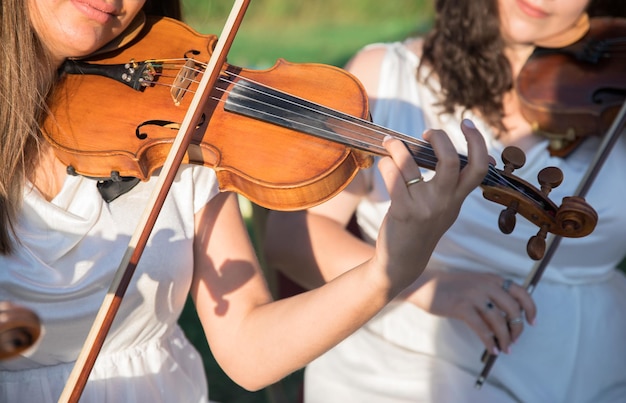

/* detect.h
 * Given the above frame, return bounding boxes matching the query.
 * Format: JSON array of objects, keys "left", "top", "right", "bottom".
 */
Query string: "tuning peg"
[
  {"left": 496, "top": 147, "right": 528, "bottom": 234},
  {"left": 498, "top": 201, "right": 518, "bottom": 234},
  {"left": 481, "top": 146, "right": 598, "bottom": 261},
  {"left": 537, "top": 167, "right": 563, "bottom": 196},
  {"left": 527, "top": 224, "right": 548, "bottom": 260},
  {"left": 501, "top": 146, "right": 526, "bottom": 174}
]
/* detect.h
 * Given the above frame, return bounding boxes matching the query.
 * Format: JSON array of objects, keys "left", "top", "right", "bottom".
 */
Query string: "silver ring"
[
  {"left": 485, "top": 301, "right": 495, "bottom": 310},
  {"left": 508, "top": 316, "right": 523, "bottom": 325},
  {"left": 405, "top": 177, "right": 423, "bottom": 187},
  {"left": 502, "top": 279, "right": 513, "bottom": 292}
]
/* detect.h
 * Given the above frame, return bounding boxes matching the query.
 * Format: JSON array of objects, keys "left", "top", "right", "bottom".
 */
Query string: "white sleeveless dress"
[
  {"left": 304, "top": 41, "right": 626, "bottom": 403},
  {"left": 0, "top": 165, "right": 219, "bottom": 402}
]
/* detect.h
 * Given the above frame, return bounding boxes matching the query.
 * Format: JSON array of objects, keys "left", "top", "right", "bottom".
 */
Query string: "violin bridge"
[{"left": 170, "top": 59, "right": 199, "bottom": 106}]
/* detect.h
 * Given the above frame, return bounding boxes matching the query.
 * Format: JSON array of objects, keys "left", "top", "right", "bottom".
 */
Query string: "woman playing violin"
[
  {"left": 265, "top": 0, "right": 626, "bottom": 401},
  {"left": 0, "top": 0, "right": 490, "bottom": 401}
]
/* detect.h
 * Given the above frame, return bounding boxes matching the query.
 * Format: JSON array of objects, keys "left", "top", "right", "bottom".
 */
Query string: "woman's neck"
[
  {"left": 504, "top": 42, "right": 535, "bottom": 77},
  {"left": 31, "top": 145, "right": 67, "bottom": 201},
  {"left": 497, "top": 43, "right": 543, "bottom": 150}
]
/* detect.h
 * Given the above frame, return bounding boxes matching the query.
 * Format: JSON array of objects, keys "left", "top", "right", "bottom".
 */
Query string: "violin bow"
[
  {"left": 475, "top": 99, "right": 626, "bottom": 388},
  {"left": 58, "top": 1, "right": 251, "bottom": 401}
]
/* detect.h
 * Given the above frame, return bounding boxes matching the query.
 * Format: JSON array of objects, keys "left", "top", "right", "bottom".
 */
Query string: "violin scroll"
[
  {"left": 0, "top": 301, "right": 41, "bottom": 360},
  {"left": 556, "top": 196, "right": 599, "bottom": 235},
  {"left": 483, "top": 146, "right": 598, "bottom": 260}
]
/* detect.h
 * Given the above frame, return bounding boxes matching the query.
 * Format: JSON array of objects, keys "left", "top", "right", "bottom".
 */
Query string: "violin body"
[
  {"left": 44, "top": 16, "right": 372, "bottom": 211},
  {"left": 517, "top": 17, "right": 626, "bottom": 157}
]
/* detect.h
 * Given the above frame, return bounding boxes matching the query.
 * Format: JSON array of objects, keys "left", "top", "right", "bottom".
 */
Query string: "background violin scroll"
[
  {"left": 517, "top": 17, "right": 626, "bottom": 157},
  {"left": 0, "top": 301, "right": 41, "bottom": 361}
]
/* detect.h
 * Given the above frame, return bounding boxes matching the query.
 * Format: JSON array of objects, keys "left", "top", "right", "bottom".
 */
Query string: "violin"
[
  {"left": 517, "top": 17, "right": 626, "bottom": 157},
  {"left": 0, "top": 301, "right": 41, "bottom": 361},
  {"left": 43, "top": 15, "right": 598, "bottom": 260}
]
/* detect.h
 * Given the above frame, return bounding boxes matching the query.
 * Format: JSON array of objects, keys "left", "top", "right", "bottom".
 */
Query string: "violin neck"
[{"left": 224, "top": 77, "right": 464, "bottom": 173}]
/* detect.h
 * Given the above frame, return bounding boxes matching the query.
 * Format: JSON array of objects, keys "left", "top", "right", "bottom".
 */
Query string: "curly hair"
[{"left": 419, "top": 0, "right": 625, "bottom": 135}]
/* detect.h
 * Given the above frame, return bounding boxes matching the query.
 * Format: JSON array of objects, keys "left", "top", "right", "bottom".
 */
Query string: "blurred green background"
[
  {"left": 182, "top": 0, "right": 433, "bottom": 68},
  {"left": 175, "top": 1, "right": 434, "bottom": 402}
]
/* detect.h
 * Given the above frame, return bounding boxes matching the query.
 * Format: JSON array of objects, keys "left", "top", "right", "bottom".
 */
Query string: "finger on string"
[
  {"left": 380, "top": 136, "right": 423, "bottom": 199},
  {"left": 457, "top": 119, "right": 490, "bottom": 196},
  {"left": 421, "top": 129, "right": 459, "bottom": 189}
]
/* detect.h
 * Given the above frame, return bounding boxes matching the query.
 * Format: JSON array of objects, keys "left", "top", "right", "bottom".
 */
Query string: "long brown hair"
[
  {"left": 0, "top": 0, "right": 182, "bottom": 255},
  {"left": 419, "top": 0, "right": 625, "bottom": 134}
]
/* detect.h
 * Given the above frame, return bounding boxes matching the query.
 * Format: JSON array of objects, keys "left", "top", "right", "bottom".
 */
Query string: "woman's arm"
[
  {"left": 190, "top": 126, "right": 488, "bottom": 391},
  {"left": 264, "top": 171, "right": 374, "bottom": 289},
  {"left": 263, "top": 45, "right": 390, "bottom": 288}
]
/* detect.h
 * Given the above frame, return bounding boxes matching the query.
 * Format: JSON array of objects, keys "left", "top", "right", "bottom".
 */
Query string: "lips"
[
  {"left": 75, "top": 0, "right": 117, "bottom": 15},
  {"left": 71, "top": 0, "right": 118, "bottom": 23},
  {"left": 515, "top": 0, "right": 549, "bottom": 19}
]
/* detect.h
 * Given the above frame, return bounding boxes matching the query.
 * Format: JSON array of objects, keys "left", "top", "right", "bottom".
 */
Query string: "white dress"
[
  {"left": 0, "top": 165, "right": 220, "bottom": 402},
  {"left": 304, "top": 42, "right": 626, "bottom": 403}
]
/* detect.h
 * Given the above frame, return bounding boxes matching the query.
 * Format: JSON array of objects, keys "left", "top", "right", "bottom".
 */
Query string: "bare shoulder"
[
  {"left": 343, "top": 45, "right": 390, "bottom": 96},
  {"left": 404, "top": 37, "right": 424, "bottom": 58},
  {"left": 344, "top": 38, "right": 425, "bottom": 96}
]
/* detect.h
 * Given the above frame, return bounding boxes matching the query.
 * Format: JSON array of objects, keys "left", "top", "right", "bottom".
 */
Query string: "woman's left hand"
[
  {"left": 372, "top": 119, "right": 490, "bottom": 295},
  {"left": 406, "top": 270, "right": 537, "bottom": 355}
]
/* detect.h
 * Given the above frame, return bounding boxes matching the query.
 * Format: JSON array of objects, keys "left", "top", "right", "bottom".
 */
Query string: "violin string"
[
  {"left": 175, "top": 62, "right": 516, "bottom": 181},
  {"left": 157, "top": 61, "right": 529, "bottom": 193},
  {"left": 152, "top": 60, "right": 440, "bottom": 161},
  {"left": 150, "top": 60, "right": 529, "bottom": 196},
  {"left": 215, "top": 73, "right": 519, "bottom": 189},
  {"left": 160, "top": 61, "right": 527, "bottom": 193},
  {"left": 149, "top": 63, "right": 445, "bottom": 161},
  {"left": 218, "top": 83, "right": 552, "bottom": 211}
]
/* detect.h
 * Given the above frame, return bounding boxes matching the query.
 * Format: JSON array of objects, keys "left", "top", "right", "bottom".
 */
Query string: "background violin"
[
  {"left": 43, "top": 16, "right": 598, "bottom": 260},
  {"left": 517, "top": 17, "right": 626, "bottom": 157}
]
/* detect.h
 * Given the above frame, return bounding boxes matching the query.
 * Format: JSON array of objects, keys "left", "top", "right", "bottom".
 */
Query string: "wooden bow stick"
[
  {"left": 58, "top": 1, "right": 251, "bottom": 401},
  {"left": 475, "top": 99, "right": 626, "bottom": 388}
]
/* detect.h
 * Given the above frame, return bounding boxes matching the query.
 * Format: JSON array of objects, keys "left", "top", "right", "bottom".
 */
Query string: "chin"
[
  {"left": 62, "top": 35, "right": 113, "bottom": 58},
  {"left": 503, "top": 23, "right": 544, "bottom": 45}
]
